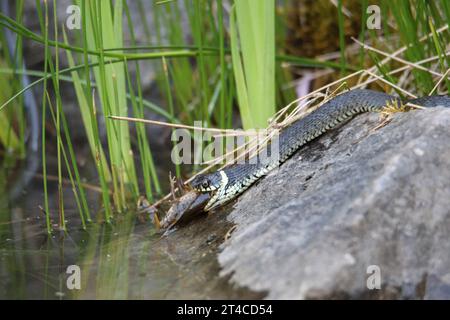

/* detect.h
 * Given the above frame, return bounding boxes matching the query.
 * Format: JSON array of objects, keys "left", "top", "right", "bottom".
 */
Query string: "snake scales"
[{"left": 190, "top": 89, "right": 450, "bottom": 211}]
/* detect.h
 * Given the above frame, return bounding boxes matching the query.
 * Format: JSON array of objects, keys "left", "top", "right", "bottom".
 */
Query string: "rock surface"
[{"left": 218, "top": 108, "right": 450, "bottom": 299}]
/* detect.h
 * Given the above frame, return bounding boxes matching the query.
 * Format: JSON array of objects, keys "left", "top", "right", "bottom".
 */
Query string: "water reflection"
[{"left": 0, "top": 179, "right": 262, "bottom": 299}]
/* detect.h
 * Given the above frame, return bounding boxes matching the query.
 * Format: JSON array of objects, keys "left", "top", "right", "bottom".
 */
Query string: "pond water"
[{"left": 0, "top": 161, "right": 263, "bottom": 299}]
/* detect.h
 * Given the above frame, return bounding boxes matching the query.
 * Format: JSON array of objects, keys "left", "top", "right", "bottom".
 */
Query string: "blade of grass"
[
  {"left": 162, "top": 57, "right": 181, "bottom": 178},
  {"left": 80, "top": 0, "right": 112, "bottom": 221},
  {"left": 217, "top": 0, "right": 226, "bottom": 129},
  {"left": 46, "top": 92, "right": 87, "bottom": 229},
  {"left": 63, "top": 28, "right": 111, "bottom": 182},
  {"left": 192, "top": 0, "right": 209, "bottom": 125},
  {"left": 233, "top": 0, "right": 276, "bottom": 129},
  {"left": 52, "top": 0, "right": 65, "bottom": 231},
  {"left": 38, "top": 0, "right": 50, "bottom": 233},
  {"left": 230, "top": 4, "right": 252, "bottom": 129}
]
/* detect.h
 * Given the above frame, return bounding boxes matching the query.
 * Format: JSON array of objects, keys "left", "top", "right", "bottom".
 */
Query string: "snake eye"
[{"left": 202, "top": 181, "right": 210, "bottom": 189}]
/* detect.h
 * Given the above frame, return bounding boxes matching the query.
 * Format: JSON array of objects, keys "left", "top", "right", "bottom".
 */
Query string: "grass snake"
[{"left": 191, "top": 89, "right": 450, "bottom": 211}]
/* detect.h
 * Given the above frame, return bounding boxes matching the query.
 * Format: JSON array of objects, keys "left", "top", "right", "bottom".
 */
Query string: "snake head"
[
  {"left": 191, "top": 171, "right": 230, "bottom": 211},
  {"left": 190, "top": 172, "right": 223, "bottom": 192}
]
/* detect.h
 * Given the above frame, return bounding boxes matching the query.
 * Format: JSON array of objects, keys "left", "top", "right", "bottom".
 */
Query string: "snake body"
[{"left": 191, "top": 89, "right": 450, "bottom": 211}]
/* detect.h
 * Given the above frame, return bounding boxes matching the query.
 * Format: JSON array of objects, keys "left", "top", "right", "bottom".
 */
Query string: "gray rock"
[{"left": 218, "top": 108, "right": 450, "bottom": 299}]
